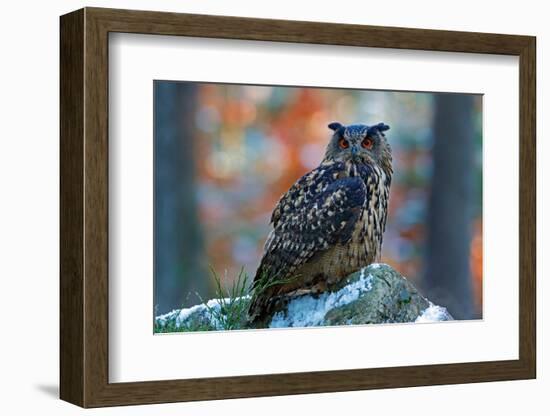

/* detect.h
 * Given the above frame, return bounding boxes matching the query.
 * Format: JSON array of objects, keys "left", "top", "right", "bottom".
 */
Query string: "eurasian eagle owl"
[{"left": 248, "top": 122, "right": 392, "bottom": 324}]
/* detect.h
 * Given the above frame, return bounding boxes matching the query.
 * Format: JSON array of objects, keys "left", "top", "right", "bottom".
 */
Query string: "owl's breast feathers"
[{"left": 249, "top": 160, "right": 390, "bottom": 323}]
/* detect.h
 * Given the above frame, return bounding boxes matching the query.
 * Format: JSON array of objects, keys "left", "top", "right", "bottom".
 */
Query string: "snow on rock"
[
  {"left": 154, "top": 263, "right": 453, "bottom": 332},
  {"left": 155, "top": 296, "right": 250, "bottom": 331},
  {"left": 268, "top": 263, "right": 453, "bottom": 328},
  {"left": 415, "top": 303, "right": 453, "bottom": 323},
  {"left": 155, "top": 309, "right": 180, "bottom": 326}
]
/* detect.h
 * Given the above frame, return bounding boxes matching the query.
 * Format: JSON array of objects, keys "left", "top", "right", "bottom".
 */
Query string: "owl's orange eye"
[
  {"left": 338, "top": 138, "right": 349, "bottom": 149},
  {"left": 362, "top": 137, "right": 374, "bottom": 149}
]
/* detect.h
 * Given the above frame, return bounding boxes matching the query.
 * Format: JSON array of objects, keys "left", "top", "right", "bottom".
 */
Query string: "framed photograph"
[{"left": 60, "top": 7, "right": 536, "bottom": 408}]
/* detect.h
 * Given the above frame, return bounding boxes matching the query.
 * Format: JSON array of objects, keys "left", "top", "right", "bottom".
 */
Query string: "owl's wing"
[{"left": 252, "top": 163, "right": 367, "bottom": 295}]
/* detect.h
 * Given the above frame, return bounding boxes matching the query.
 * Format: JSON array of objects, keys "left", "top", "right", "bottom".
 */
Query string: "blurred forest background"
[{"left": 154, "top": 81, "right": 483, "bottom": 321}]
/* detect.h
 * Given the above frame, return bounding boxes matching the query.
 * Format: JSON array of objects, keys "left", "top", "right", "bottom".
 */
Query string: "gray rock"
[
  {"left": 325, "top": 263, "right": 432, "bottom": 325},
  {"left": 269, "top": 263, "right": 453, "bottom": 327}
]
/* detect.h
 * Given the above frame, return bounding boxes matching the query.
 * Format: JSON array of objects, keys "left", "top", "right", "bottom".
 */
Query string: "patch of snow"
[
  {"left": 156, "top": 297, "right": 251, "bottom": 330},
  {"left": 176, "top": 298, "right": 229, "bottom": 329},
  {"left": 155, "top": 309, "right": 180, "bottom": 325},
  {"left": 269, "top": 268, "right": 374, "bottom": 328},
  {"left": 415, "top": 303, "right": 453, "bottom": 323},
  {"left": 176, "top": 303, "right": 207, "bottom": 325}
]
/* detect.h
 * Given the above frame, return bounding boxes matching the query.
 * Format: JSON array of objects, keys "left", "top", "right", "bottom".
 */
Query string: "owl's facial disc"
[
  {"left": 335, "top": 134, "right": 374, "bottom": 164},
  {"left": 325, "top": 122, "right": 391, "bottom": 171}
]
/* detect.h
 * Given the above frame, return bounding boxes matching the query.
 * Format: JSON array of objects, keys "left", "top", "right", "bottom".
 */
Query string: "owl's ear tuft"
[
  {"left": 368, "top": 123, "right": 390, "bottom": 136},
  {"left": 375, "top": 122, "right": 390, "bottom": 132},
  {"left": 328, "top": 122, "right": 344, "bottom": 131}
]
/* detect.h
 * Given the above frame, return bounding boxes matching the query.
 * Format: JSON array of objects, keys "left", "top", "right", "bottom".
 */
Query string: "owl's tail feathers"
[
  {"left": 247, "top": 267, "right": 288, "bottom": 327},
  {"left": 247, "top": 264, "right": 271, "bottom": 326},
  {"left": 247, "top": 291, "right": 272, "bottom": 327}
]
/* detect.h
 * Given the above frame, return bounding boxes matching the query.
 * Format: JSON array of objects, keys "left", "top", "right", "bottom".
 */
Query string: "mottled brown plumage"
[{"left": 248, "top": 122, "right": 393, "bottom": 324}]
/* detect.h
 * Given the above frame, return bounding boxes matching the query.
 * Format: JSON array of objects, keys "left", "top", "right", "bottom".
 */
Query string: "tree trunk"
[
  {"left": 424, "top": 93, "right": 476, "bottom": 320},
  {"left": 154, "top": 81, "right": 209, "bottom": 314}
]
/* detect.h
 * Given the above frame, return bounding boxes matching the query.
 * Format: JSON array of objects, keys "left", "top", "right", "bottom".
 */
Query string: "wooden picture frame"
[{"left": 60, "top": 7, "right": 536, "bottom": 408}]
